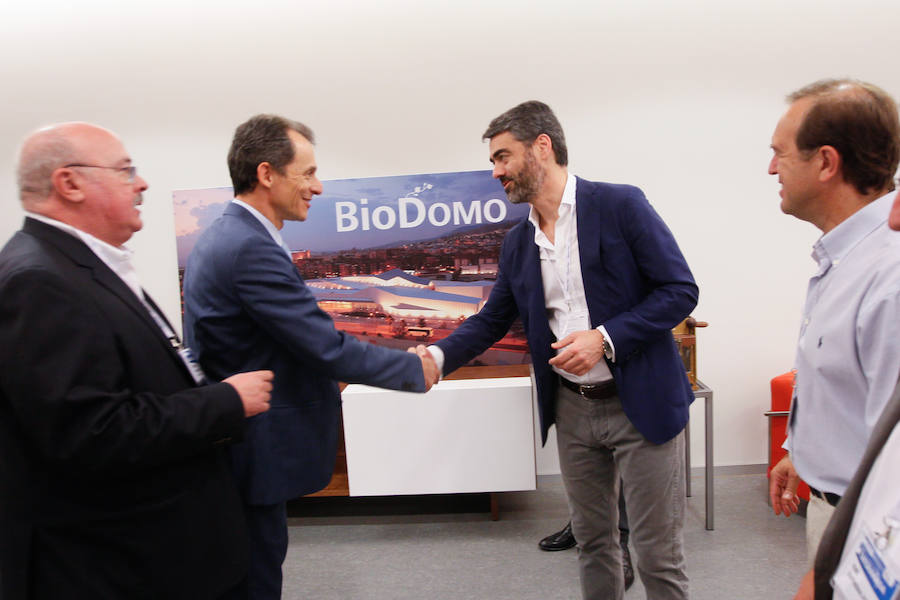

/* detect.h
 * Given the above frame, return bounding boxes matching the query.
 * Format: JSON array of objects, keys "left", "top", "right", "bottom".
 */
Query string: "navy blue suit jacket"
[
  {"left": 183, "top": 203, "right": 426, "bottom": 505},
  {"left": 436, "top": 178, "right": 698, "bottom": 445}
]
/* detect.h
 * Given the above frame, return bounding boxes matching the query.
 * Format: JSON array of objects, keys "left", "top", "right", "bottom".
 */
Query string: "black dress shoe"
[
  {"left": 538, "top": 522, "right": 576, "bottom": 551},
  {"left": 621, "top": 537, "right": 635, "bottom": 590}
]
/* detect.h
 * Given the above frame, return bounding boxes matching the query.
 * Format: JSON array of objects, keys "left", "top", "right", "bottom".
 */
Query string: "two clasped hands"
[{"left": 407, "top": 345, "right": 441, "bottom": 390}]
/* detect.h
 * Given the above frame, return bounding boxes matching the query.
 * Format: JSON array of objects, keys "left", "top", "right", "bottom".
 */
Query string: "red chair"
[{"left": 766, "top": 371, "right": 810, "bottom": 501}]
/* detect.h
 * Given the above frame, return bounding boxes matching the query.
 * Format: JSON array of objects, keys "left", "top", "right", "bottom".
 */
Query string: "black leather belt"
[
  {"left": 560, "top": 377, "right": 617, "bottom": 400},
  {"left": 808, "top": 486, "right": 841, "bottom": 507}
]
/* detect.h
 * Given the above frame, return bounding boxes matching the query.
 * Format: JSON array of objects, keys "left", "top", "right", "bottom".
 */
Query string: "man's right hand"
[
  {"left": 409, "top": 345, "right": 440, "bottom": 392},
  {"left": 769, "top": 454, "right": 801, "bottom": 516},
  {"left": 223, "top": 370, "right": 274, "bottom": 417}
]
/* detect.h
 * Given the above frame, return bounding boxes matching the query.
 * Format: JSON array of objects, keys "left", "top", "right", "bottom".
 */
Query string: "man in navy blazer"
[
  {"left": 427, "top": 101, "right": 697, "bottom": 600},
  {"left": 182, "top": 114, "right": 439, "bottom": 600}
]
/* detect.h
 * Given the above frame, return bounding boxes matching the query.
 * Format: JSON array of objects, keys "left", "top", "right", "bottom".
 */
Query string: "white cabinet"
[{"left": 341, "top": 377, "right": 537, "bottom": 496}]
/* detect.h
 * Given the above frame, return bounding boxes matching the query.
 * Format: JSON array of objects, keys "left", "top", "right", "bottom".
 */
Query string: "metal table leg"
[
  {"left": 685, "top": 419, "right": 692, "bottom": 497},
  {"left": 692, "top": 380, "right": 714, "bottom": 530}
]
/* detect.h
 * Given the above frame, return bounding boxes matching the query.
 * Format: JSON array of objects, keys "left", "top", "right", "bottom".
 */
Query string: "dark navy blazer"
[
  {"left": 183, "top": 203, "right": 426, "bottom": 505},
  {"left": 436, "top": 178, "right": 698, "bottom": 445}
]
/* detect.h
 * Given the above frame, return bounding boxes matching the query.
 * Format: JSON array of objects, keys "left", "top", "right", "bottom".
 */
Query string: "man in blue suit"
[
  {"left": 182, "top": 114, "right": 440, "bottom": 600},
  {"left": 426, "top": 101, "right": 697, "bottom": 600}
]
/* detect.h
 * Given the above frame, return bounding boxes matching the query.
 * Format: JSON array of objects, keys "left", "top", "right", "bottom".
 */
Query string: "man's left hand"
[{"left": 549, "top": 329, "right": 606, "bottom": 376}]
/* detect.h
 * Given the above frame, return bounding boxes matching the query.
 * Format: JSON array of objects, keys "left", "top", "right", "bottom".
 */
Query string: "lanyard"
[
  {"left": 141, "top": 294, "right": 179, "bottom": 345},
  {"left": 550, "top": 207, "right": 574, "bottom": 309},
  {"left": 140, "top": 293, "right": 208, "bottom": 385}
]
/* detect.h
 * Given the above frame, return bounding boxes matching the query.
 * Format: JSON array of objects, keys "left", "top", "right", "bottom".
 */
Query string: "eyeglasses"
[{"left": 64, "top": 164, "right": 138, "bottom": 183}]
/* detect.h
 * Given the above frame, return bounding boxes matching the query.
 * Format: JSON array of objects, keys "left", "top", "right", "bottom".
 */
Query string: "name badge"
[
  {"left": 177, "top": 346, "right": 208, "bottom": 386},
  {"left": 833, "top": 524, "right": 900, "bottom": 600}
]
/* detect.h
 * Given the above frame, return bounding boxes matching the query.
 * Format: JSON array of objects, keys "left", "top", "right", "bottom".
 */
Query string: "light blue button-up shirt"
[
  {"left": 787, "top": 191, "right": 900, "bottom": 496},
  {"left": 232, "top": 199, "right": 293, "bottom": 258}
]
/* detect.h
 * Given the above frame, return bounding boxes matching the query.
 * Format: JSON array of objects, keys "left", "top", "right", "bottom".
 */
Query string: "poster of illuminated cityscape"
[{"left": 173, "top": 170, "right": 532, "bottom": 367}]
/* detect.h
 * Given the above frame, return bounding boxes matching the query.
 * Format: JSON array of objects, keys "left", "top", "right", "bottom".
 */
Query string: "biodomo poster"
[{"left": 174, "top": 170, "right": 531, "bottom": 368}]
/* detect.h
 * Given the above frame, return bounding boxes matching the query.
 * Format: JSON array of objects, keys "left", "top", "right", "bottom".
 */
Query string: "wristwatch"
[{"left": 601, "top": 334, "right": 613, "bottom": 359}]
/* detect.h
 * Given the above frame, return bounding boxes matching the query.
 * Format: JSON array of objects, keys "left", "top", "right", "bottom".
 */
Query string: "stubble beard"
[{"left": 505, "top": 151, "right": 544, "bottom": 205}]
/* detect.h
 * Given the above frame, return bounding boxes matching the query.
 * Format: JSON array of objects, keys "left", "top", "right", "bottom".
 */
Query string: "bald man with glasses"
[{"left": 0, "top": 122, "right": 274, "bottom": 600}]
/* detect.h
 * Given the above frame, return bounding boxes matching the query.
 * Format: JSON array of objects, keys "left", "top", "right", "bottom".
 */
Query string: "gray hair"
[{"left": 482, "top": 100, "right": 568, "bottom": 166}]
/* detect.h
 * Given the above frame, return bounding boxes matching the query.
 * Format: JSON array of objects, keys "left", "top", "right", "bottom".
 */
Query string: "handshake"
[{"left": 409, "top": 344, "right": 441, "bottom": 391}]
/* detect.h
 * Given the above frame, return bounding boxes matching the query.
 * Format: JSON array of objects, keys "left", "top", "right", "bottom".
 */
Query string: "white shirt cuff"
[{"left": 426, "top": 345, "right": 445, "bottom": 377}]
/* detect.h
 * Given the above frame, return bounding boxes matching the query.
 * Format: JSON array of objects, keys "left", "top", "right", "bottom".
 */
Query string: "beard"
[{"left": 502, "top": 150, "right": 544, "bottom": 205}]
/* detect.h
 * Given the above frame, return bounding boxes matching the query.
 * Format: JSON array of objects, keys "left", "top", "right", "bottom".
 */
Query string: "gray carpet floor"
[{"left": 283, "top": 468, "right": 807, "bottom": 599}]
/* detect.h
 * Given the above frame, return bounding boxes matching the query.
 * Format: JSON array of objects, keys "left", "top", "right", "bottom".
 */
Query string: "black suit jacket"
[
  {"left": 0, "top": 218, "right": 249, "bottom": 600},
  {"left": 814, "top": 375, "right": 900, "bottom": 599}
]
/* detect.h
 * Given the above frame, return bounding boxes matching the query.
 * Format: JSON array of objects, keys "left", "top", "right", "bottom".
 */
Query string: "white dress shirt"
[
  {"left": 530, "top": 174, "right": 614, "bottom": 384},
  {"left": 429, "top": 174, "right": 615, "bottom": 383},
  {"left": 26, "top": 211, "right": 145, "bottom": 301}
]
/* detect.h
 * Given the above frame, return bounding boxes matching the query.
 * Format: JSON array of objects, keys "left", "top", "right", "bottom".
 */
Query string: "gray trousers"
[{"left": 556, "top": 384, "right": 689, "bottom": 600}]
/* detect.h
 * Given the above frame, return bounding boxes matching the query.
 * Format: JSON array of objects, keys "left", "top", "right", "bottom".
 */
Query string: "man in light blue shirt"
[{"left": 767, "top": 79, "right": 900, "bottom": 599}]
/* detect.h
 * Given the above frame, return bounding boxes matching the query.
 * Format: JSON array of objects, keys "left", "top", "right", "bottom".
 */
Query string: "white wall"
[{"left": 2, "top": 0, "right": 898, "bottom": 470}]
